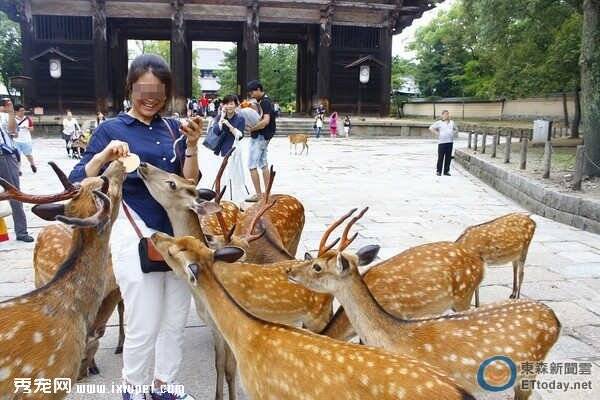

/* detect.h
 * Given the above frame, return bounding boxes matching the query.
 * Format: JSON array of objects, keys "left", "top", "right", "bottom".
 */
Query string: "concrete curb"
[{"left": 455, "top": 149, "right": 600, "bottom": 234}]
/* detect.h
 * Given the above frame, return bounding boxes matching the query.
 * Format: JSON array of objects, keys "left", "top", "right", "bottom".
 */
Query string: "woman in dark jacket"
[
  {"left": 213, "top": 94, "right": 248, "bottom": 203},
  {"left": 213, "top": 94, "right": 245, "bottom": 156}
]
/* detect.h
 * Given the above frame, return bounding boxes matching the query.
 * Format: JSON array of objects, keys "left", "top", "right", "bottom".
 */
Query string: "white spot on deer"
[
  {"left": 21, "top": 364, "right": 33, "bottom": 374},
  {"left": 461, "top": 357, "right": 477, "bottom": 366},
  {"left": 423, "top": 344, "right": 433, "bottom": 352},
  {"left": 47, "top": 354, "right": 56, "bottom": 367},
  {"left": 0, "top": 367, "right": 11, "bottom": 381},
  {"left": 33, "top": 332, "right": 43, "bottom": 343}
]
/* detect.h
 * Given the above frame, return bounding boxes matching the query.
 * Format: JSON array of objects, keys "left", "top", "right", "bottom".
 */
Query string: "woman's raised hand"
[
  {"left": 100, "top": 140, "right": 130, "bottom": 162},
  {"left": 181, "top": 116, "right": 203, "bottom": 146}
]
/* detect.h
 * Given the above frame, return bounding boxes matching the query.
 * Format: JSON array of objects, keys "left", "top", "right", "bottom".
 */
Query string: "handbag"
[
  {"left": 202, "top": 116, "right": 226, "bottom": 152},
  {"left": 123, "top": 202, "right": 171, "bottom": 273}
]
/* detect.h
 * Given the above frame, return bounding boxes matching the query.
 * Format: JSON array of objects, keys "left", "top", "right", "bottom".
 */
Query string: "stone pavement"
[{"left": 1, "top": 137, "right": 599, "bottom": 399}]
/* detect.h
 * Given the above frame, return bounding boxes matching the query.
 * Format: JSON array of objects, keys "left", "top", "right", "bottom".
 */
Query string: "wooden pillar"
[
  {"left": 108, "top": 24, "right": 127, "bottom": 114},
  {"left": 317, "top": 2, "right": 333, "bottom": 110},
  {"left": 92, "top": 0, "right": 109, "bottom": 113},
  {"left": 18, "top": 0, "right": 36, "bottom": 107},
  {"left": 185, "top": 37, "right": 193, "bottom": 99},
  {"left": 242, "top": 0, "right": 259, "bottom": 94},
  {"left": 307, "top": 25, "right": 318, "bottom": 113},
  {"left": 379, "top": 26, "right": 393, "bottom": 117},
  {"left": 296, "top": 42, "right": 305, "bottom": 113},
  {"left": 170, "top": 0, "right": 187, "bottom": 114},
  {"left": 237, "top": 39, "right": 244, "bottom": 96}
]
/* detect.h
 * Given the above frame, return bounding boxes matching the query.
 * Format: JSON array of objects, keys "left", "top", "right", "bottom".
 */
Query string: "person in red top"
[{"left": 200, "top": 94, "right": 209, "bottom": 117}]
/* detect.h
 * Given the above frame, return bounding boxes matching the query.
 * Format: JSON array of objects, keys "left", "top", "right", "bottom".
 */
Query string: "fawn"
[
  {"left": 456, "top": 213, "right": 536, "bottom": 300},
  {"left": 0, "top": 160, "right": 125, "bottom": 399},
  {"left": 288, "top": 208, "right": 560, "bottom": 400},
  {"left": 288, "top": 133, "right": 309, "bottom": 155},
  {"left": 31, "top": 162, "right": 124, "bottom": 379},
  {"left": 150, "top": 232, "right": 476, "bottom": 400}
]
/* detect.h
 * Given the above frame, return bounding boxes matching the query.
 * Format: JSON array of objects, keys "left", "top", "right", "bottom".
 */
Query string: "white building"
[{"left": 196, "top": 47, "right": 224, "bottom": 95}]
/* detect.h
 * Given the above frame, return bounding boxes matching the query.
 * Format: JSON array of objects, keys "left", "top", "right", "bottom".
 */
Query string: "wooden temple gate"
[{"left": 2, "top": 0, "right": 433, "bottom": 116}]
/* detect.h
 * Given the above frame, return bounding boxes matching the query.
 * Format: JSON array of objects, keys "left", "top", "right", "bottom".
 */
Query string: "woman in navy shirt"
[{"left": 70, "top": 55, "right": 200, "bottom": 400}]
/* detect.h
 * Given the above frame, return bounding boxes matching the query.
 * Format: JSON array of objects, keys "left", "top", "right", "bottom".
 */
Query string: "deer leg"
[
  {"left": 510, "top": 260, "right": 520, "bottom": 299},
  {"left": 115, "top": 299, "right": 125, "bottom": 354},
  {"left": 514, "top": 377, "right": 532, "bottom": 400},
  {"left": 224, "top": 341, "right": 238, "bottom": 400},
  {"left": 212, "top": 330, "right": 226, "bottom": 400},
  {"left": 475, "top": 287, "right": 480, "bottom": 307},
  {"left": 305, "top": 143, "right": 309, "bottom": 155}
]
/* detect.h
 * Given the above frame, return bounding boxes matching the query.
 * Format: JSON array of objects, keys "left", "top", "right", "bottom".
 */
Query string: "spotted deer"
[
  {"left": 150, "top": 232, "right": 476, "bottom": 400},
  {"left": 287, "top": 209, "right": 560, "bottom": 399},
  {"left": 31, "top": 163, "right": 125, "bottom": 379},
  {"left": 456, "top": 213, "right": 536, "bottom": 300},
  {"left": 203, "top": 163, "right": 305, "bottom": 263},
  {"left": 320, "top": 239, "right": 484, "bottom": 341},
  {"left": 0, "top": 160, "right": 125, "bottom": 399}
]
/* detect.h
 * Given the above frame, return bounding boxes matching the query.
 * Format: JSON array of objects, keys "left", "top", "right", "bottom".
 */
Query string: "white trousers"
[{"left": 110, "top": 206, "right": 192, "bottom": 386}]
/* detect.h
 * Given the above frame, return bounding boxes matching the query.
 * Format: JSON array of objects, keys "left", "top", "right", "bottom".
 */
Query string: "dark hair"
[
  {"left": 442, "top": 110, "right": 449, "bottom": 114},
  {"left": 125, "top": 54, "right": 172, "bottom": 104},
  {"left": 222, "top": 94, "right": 239, "bottom": 105},
  {"left": 247, "top": 80, "right": 263, "bottom": 92},
  {"left": 14, "top": 104, "right": 25, "bottom": 111}
]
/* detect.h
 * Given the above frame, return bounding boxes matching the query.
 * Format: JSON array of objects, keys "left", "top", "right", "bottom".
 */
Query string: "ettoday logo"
[{"left": 477, "top": 355, "right": 518, "bottom": 392}]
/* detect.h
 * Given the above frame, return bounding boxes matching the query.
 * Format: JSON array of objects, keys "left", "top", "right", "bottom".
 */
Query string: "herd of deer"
[{"left": 0, "top": 149, "right": 560, "bottom": 400}]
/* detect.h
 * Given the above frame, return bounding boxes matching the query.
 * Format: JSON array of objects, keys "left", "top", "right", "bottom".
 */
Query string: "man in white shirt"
[
  {"left": 14, "top": 104, "right": 37, "bottom": 173},
  {"left": 0, "top": 99, "right": 33, "bottom": 242},
  {"left": 429, "top": 110, "right": 458, "bottom": 176}
]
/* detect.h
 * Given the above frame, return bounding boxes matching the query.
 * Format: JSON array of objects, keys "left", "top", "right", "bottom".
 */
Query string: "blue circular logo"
[{"left": 477, "top": 355, "right": 518, "bottom": 392}]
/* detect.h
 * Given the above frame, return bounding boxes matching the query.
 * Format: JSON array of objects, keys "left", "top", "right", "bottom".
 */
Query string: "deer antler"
[
  {"left": 209, "top": 149, "right": 236, "bottom": 243},
  {"left": 48, "top": 161, "right": 77, "bottom": 191},
  {"left": 0, "top": 177, "right": 79, "bottom": 204},
  {"left": 247, "top": 199, "right": 277, "bottom": 242},
  {"left": 338, "top": 207, "right": 368, "bottom": 252},
  {"left": 264, "top": 165, "right": 275, "bottom": 202},
  {"left": 214, "top": 147, "right": 235, "bottom": 195},
  {"left": 318, "top": 208, "right": 357, "bottom": 256}
]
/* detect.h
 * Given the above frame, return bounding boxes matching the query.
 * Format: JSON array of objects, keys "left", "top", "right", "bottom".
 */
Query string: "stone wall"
[
  {"left": 455, "top": 149, "right": 600, "bottom": 234},
  {"left": 404, "top": 94, "right": 576, "bottom": 121}
]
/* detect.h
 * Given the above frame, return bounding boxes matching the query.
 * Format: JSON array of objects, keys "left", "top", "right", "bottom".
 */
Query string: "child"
[
  {"left": 343, "top": 115, "right": 351, "bottom": 138},
  {"left": 329, "top": 111, "right": 338, "bottom": 138}
]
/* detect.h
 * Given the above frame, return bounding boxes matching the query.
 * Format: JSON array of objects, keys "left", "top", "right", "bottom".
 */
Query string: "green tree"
[
  {"left": 191, "top": 48, "right": 201, "bottom": 98},
  {"left": 0, "top": 12, "right": 22, "bottom": 102},
  {"left": 581, "top": 0, "right": 600, "bottom": 176},
  {"left": 259, "top": 44, "right": 297, "bottom": 111},
  {"left": 215, "top": 47, "right": 238, "bottom": 97},
  {"left": 128, "top": 40, "right": 170, "bottom": 64},
  {"left": 391, "top": 56, "right": 416, "bottom": 90}
]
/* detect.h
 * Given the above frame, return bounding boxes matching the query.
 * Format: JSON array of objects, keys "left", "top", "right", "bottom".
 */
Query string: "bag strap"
[
  {"left": 122, "top": 202, "right": 143, "bottom": 240},
  {"left": 162, "top": 117, "right": 184, "bottom": 169}
]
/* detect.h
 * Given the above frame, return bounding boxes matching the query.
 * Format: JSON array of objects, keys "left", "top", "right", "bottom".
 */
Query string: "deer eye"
[
  {"left": 313, "top": 264, "right": 322, "bottom": 273},
  {"left": 167, "top": 181, "right": 177, "bottom": 190}
]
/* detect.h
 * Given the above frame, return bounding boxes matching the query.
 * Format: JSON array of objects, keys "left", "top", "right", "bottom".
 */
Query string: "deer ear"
[
  {"left": 336, "top": 253, "right": 352, "bottom": 274},
  {"left": 214, "top": 246, "right": 245, "bottom": 263},
  {"left": 31, "top": 203, "right": 66, "bottom": 221},
  {"left": 304, "top": 252, "right": 313, "bottom": 261},
  {"left": 197, "top": 188, "right": 217, "bottom": 202},
  {"left": 192, "top": 201, "right": 221, "bottom": 216},
  {"left": 356, "top": 245, "right": 380, "bottom": 266}
]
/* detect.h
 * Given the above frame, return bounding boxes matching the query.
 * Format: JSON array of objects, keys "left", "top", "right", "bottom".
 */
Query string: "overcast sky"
[
  {"left": 392, "top": 0, "right": 456, "bottom": 59},
  {"left": 190, "top": 0, "right": 455, "bottom": 59}
]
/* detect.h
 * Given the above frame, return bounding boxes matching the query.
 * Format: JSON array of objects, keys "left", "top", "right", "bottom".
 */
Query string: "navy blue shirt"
[
  {"left": 212, "top": 111, "right": 245, "bottom": 157},
  {"left": 69, "top": 112, "right": 187, "bottom": 235}
]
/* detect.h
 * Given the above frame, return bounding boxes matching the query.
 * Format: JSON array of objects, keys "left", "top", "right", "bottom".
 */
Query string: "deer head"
[
  {"left": 150, "top": 232, "right": 245, "bottom": 286},
  {"left": 288, "top": 208, "right": 380, "bottom": 292}
]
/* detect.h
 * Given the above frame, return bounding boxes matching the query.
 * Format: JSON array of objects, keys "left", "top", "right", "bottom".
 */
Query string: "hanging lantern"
[
  {"left": 49, "top": 58, "right": 62, "bottom": 79},
  {"left": 359, "top": 65, "right": 370, "bottom": 84}
]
